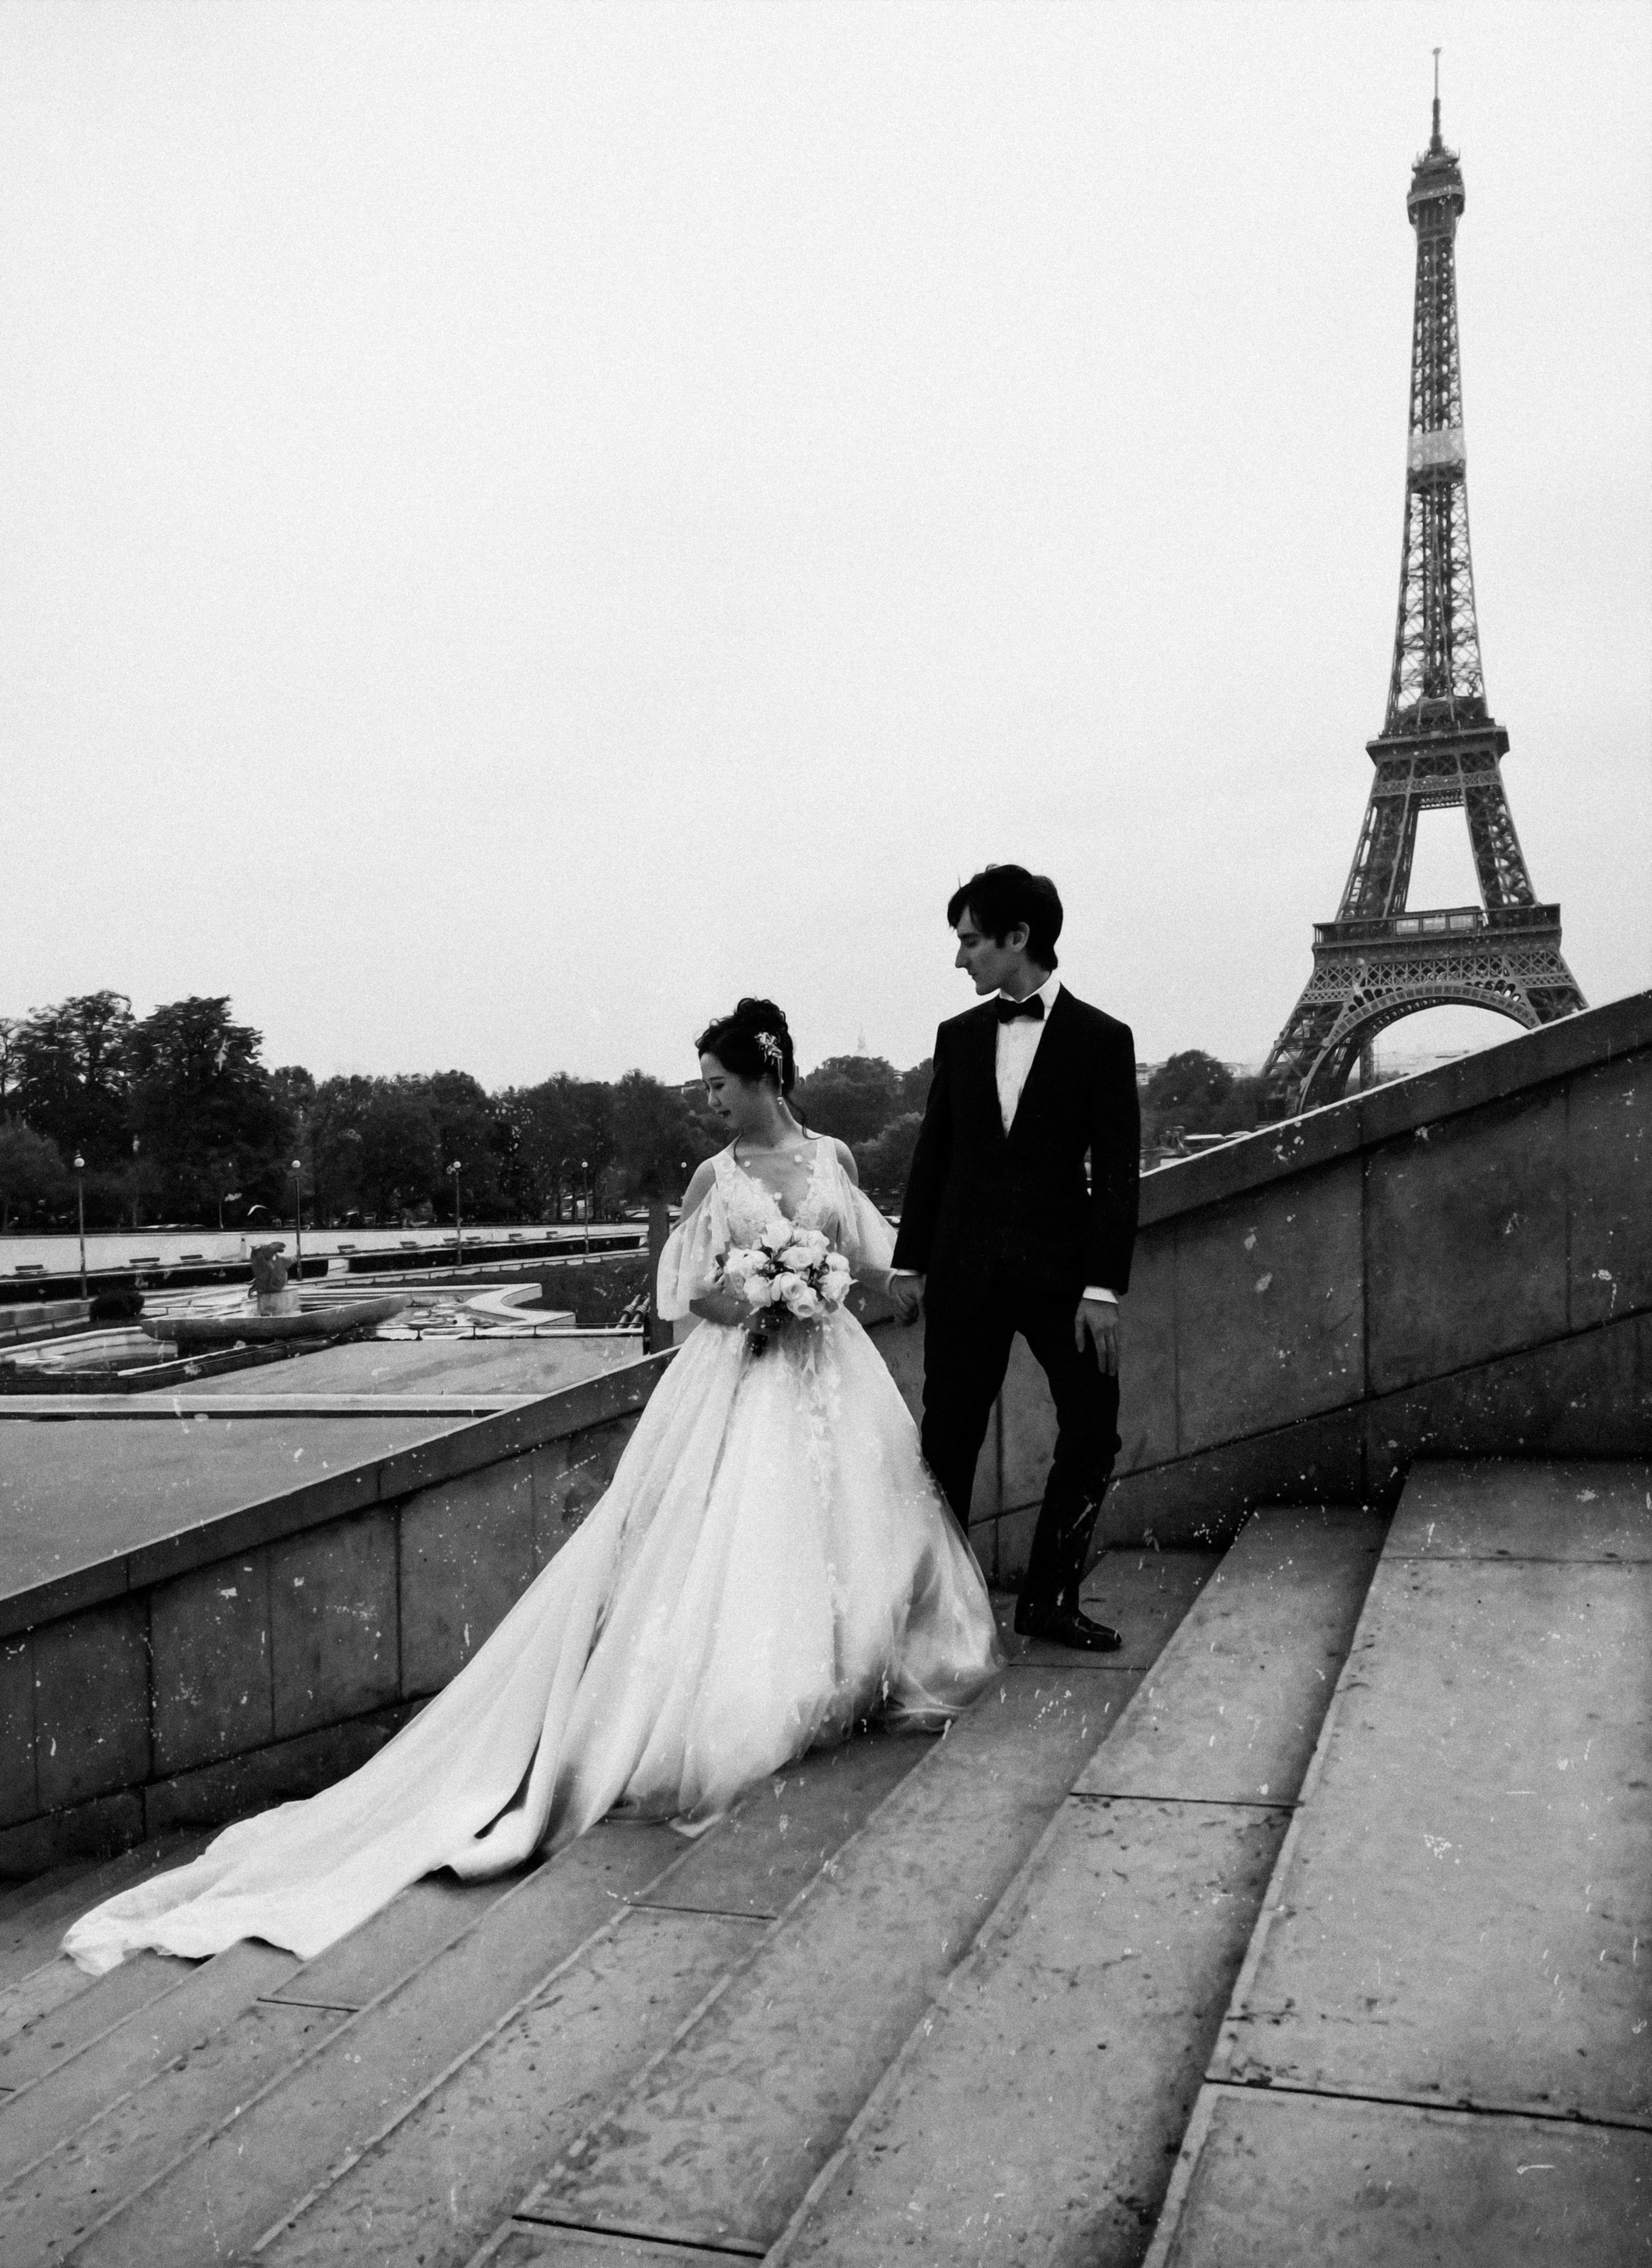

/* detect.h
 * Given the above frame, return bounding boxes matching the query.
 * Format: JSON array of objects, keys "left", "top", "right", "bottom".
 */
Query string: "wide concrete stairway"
[
  {"left": 1143, "top": 1459, "right": 1652, "bottom": 2266},
  {"left": 4, "top": 1466, "right": 1640, "bottom": 2264}
]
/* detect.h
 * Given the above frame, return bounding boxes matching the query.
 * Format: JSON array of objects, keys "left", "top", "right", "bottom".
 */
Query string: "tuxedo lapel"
[
  {"left": 956, "top": 1004, "right": 1007, "bottom": 1151},
  {"left": 1006, "top": 989, "right": 1077, "bottom": 1148}
]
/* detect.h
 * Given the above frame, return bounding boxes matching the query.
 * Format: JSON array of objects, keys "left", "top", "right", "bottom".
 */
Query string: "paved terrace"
[{"left": 0, "top": 1336, "right": 641, "bottom": 1604}]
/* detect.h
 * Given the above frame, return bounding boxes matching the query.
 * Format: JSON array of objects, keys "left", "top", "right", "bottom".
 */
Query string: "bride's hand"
[{"left": 691, "top": 1286, "right": 751, "bottom": 1328}]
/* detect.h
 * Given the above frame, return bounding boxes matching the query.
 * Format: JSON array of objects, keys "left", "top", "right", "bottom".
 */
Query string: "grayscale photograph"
[{"left": 0, "top": 4, "right": 1648, "bottom": 2262}]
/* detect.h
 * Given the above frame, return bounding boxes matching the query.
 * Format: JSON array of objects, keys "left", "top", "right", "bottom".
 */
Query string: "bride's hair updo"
[{"left": 695, "top": 997, "right": 798, "bottom": 1095}]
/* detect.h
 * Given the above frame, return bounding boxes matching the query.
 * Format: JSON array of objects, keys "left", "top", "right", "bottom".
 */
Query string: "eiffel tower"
[{"left": 1264, "top": 65, "right": 1585, "bottom": 1111}]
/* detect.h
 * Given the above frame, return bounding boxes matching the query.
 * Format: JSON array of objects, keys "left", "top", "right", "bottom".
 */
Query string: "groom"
[{"left": 889, "top": 865, "right": 1139, "bottom": 1651}]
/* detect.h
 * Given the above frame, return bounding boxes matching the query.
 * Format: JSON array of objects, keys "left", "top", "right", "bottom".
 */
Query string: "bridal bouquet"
[{"left": 719, "top": 1223, "right": 853, "bottom": 1355}]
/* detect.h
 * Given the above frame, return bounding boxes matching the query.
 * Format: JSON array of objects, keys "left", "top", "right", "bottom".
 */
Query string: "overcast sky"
[{"left": 3, "top": 0, "right": 1648, "bottom": 1087}]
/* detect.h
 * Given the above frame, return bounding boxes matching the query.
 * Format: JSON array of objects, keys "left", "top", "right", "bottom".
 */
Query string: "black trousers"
[{"left": 920, "top": 1273, "right": 1122, "bottom": 1606}]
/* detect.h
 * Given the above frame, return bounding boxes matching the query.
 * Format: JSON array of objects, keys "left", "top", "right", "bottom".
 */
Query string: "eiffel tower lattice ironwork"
[{"left": 1264, "top": 68, "right": 1585, "bottom": 1111}]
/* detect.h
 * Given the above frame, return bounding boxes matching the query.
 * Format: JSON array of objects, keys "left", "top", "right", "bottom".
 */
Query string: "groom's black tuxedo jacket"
[{"left": 891, "top": 988, "right": 1140, "bottom": 1317}]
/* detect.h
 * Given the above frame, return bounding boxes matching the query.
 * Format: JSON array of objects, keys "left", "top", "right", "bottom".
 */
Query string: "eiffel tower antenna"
[{"left": 1263, "top": 75, "right": 1585, "bottom": 1110}]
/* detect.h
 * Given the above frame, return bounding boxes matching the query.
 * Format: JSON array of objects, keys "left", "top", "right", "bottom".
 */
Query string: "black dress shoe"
[{"left": 1012, "top": 1598, "right": 1123, "bottom": 1652}]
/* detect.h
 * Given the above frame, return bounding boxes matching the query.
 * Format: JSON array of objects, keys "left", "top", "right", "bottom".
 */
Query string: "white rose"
[
  {"left": 722, "top": 1248, "right": 757, "bottom": 1281},
  {"left": 743, "top": 1274, "right": 777, "bottom": 1307},
  {"left": 771, "top": 1271, "right": 802, "bottom": 1302},
  {"left": 786, "top": 1284, "right": 822, "bottom": 1319},
  {"left": 779, "top": 1244, "right": 815, "bottom": 1273}
]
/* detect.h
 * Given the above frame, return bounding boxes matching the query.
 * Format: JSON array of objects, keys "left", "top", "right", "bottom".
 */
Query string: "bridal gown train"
[{"left": 64, "top": 1142, "right": 1001, "bottom": 1974}]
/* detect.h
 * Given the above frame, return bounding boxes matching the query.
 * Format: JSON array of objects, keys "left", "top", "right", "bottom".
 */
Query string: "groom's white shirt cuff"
[{"left": 887, "top": 1271, "right": 1117, "bottom": 1302}]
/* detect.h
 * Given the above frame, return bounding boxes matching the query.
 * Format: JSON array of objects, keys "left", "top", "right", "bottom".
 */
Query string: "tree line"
[
  {"left": 0, "top": 991, "right": 937, "bottom": 1233},
  {"left": 0, "top": 989, "right": 1270, "bottom": 1235}
]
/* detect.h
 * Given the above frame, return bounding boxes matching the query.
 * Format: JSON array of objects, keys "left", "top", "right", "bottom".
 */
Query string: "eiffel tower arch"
[{"left": 1264, "top": 66, "right": 1585, "bottom": 1113}]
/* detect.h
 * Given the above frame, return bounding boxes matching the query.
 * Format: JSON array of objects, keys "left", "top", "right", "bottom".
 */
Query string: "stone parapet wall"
[
  {"left": 965, "top": 989, "right": 1652, "bottom": 1571},
  {"left": 0, "top": 1357, "right": 670, "bottom": 1877}
]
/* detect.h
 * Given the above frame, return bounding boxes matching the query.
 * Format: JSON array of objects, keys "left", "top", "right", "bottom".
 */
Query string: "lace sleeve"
[
  {"left": 654, "top": 1186, "right": 726, "bottom": 1321},
  {"left": 833, "top": 1177, "right": 897, "bottom": 1283}
]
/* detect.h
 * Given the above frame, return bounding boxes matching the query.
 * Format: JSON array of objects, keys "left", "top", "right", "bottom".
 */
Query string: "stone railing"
[{"left": 943, "top": 987, "right": 1651, "bottom": 1576}]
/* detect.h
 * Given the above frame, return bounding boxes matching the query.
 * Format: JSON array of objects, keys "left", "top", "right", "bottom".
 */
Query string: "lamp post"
[
  {"left": 581, "top": 1158, "right": 590, "bottom": 1255},
  {"left": 449, "top": 1160, "right": 463, "bottom": 1272},
  {"left": 291, "top": 1159, "right": 304, "bottom": 1281},
  {"left": 219, "top": 1188, "right": 241, "bottom": 1233},
  {"left": 72, "top": 1154, "right": 87, "bottom": 1301}
]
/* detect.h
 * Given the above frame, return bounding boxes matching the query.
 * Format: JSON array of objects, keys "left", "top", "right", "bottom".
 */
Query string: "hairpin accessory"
[{"left": 755, "top": 1030, "right": 784, "bottom": 1074}]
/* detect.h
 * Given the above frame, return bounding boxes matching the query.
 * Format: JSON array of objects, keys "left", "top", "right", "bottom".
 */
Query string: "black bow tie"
[{"left": 996, "top": 995, "right": 1044, "bottom": 1024}]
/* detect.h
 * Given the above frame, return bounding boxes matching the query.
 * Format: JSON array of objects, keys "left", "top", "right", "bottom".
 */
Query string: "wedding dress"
[{"left": 64, "top": 1142, "right": 1001, "bottom": 1974}]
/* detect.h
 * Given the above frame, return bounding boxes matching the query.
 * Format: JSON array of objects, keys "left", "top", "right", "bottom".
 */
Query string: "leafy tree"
[
  {"left": 271, "top": 1065, "right": 317, "bottom": 1118},
  {"left": 853, "top": 1112, "right": 922, "bottom": 1205},
  {"left": 124, "top": 996, "right": 289, "bottom": 1220},
  {"left": 609, "top": 1069, "right": 716, "bottom": 1205},
  {"left": 426, "top": 1070, "right": 510, "bottom": 1219},
  {"left": 505, "top": 1074, "right": 618, "bottom": 1220},
  {"left": 898, "top": 1058, "right": 933, "bottom": 1117},
  {"left": 794, "top": 1055, "right": 906, "bottom": 1147},
  {"left": 304, "top": 1074, "right": 373, "bottom": 1223},
  {"left": 358, "top": 1080, "right": 440, "bottom": 1223},
  {"left": 1145, "top": 1050, "right": 1234, "bottom": 1120},
  {"left": 0, "top": 1120, "right": 69, "bottom": 1231},
  {"left": 1143, "top": 1051, "right": 1282, "bottom": 1148},
  {"left": 11, "top": 991, "right": 135, "bottom": 1170}
]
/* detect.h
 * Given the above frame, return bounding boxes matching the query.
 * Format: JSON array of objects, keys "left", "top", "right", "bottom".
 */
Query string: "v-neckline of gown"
[{"left": 727, "top": 1136, "right": 827, "bottom": 1226}]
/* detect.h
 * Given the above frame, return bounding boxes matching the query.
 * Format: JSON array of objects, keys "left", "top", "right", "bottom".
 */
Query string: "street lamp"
[
  {"left": 291, "top": 1159, "right": 304, "bottom": 1280},
  {"left": 219, "top": 1188, "right": 241, "bottom": 1232},
  {"left": 581, "top": 1157, "right": 590, "bottom": 1254},
  {"left": 72, "top": 1155, "right": 87, "bottom": 1301},
  {"left": 449, "top": 1160, "right": 463, "bottom": 1272}
]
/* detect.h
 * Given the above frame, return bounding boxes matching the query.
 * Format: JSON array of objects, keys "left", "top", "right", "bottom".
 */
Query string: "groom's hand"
[
  {"left": 888, "top": 1271, "right": 924, "bottom": 1324},
  {"left": 1075, "top": 1295, "right": 1120, "bottom": 1376}
]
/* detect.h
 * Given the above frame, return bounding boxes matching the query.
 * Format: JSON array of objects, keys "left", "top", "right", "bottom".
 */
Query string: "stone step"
[
  {"left": 492, "top": 1674, "right": 1158, "bottom": 2251},
  {"left": 228, "top": 1554, "right": 1214, "bottom": 2268},
  {"left": 2, "top": 1833, "right": 676, "bottom": 2268},
  {"left": 0, "top": 1834, "right": 213, "bottom": 1992},
  {"left": 249, "top": 1730, "right": 932, "bottom": 2268},
  {"left": 14, "top": 1711, "right": 959, "bottom": 2268},
  {"left": 0, "top": 1855, "right": 535, "bottom": 2181},
  {"left": 0, "top": 1941, "right": 296, "bottom": 2187},
  {"left": 2, "top": 1550, "right": 1216, "bottom": 2264},
  {"left": 0, "top": 1863, "right": 542, "bottom": 2261},
  {"left": 764, "top": 1504, "right": 1385, "bottom": 2266},
  {"left": 1145, "top": 1459, "right": 1652, "bottom": 2265}
]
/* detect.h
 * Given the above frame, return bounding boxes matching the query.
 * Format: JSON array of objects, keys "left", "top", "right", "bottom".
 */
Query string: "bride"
[{"left": 64, "top": 999, "right": 1002, "bottom": 1974}]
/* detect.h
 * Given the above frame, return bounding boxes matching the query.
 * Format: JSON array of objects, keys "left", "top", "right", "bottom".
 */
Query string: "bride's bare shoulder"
[{"left": 827, "top": 1137, "right": 860, "bottom": 1185}]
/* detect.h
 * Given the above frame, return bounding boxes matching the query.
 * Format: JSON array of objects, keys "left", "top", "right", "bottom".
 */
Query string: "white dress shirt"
[
  {"left": 995, "top": 971, "right": 1063, "bottom": 1132},
  {"left": 996, "top": 976, "right": 1116, "bottom": 1307}
]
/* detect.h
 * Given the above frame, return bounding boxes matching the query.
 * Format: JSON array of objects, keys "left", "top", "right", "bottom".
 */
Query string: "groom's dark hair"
[{"left": 948, "top": 865, "right": 1063, "bottom": 970}]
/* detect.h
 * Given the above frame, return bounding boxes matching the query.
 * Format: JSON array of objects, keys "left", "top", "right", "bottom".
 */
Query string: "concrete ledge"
[
  {"left": 1138, "top": 989, "right": 1652, "bottom": 1229},
  {"left": 992, "top": 993, "right": 1652, "bottom": 1549},
  {"left": 0, "top": 1351, "right": 674, "bottom": 1643}
]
